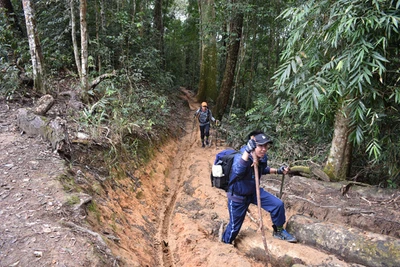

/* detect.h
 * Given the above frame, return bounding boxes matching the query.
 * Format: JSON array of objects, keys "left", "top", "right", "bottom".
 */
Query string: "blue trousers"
[{"left": 222, "top": 188, "right": 286, "bottom": 244}]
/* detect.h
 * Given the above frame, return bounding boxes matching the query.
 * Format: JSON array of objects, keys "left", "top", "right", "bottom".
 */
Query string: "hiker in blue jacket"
[
  {"left": 221, "top": 131, "right": 297, "bottom": 244},
  {"left": 193, "top": 102, "right": 218, "bottom": 147}
]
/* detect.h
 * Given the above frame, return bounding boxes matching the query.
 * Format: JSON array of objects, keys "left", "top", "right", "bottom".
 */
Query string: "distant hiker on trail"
[
  {"left": 221, "top": 131, "right": 297, "bottom": 244},
  {"left": 193, "top": 102, "right": 218, "bottom": 148}
]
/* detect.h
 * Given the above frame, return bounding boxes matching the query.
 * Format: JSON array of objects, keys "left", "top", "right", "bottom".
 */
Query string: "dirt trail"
[
  {"left": 156, "top": 89, "right": 362, "bottom": 267},
  {"left": 0, "top": 101, "right": 108, "bottom": 266}
]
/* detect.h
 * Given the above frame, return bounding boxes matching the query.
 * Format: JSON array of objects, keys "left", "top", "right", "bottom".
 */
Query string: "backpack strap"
[
  {"left": 205, "top": 108, "right": 211, "bottom": 122},
  {"left": 226, "top": 152, "right": 243, "bottom": 189}
]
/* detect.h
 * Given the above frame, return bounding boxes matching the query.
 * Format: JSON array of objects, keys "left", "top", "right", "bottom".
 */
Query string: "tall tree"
[
  {"left": 70, "top": 0, "right": 82, "bottom": 78},
  {"left": 80, "top": 0, "right": 89, "bottom": 98},
  {"left": 94, "top": 0, "right": 102, "bottom": 73},
  {"left": 197, "top": 0, "right": 217, "bottom": 102},
  {"left": 214, "top": 0, "right": 243, "bottom": 119},
  {"left": 153, "top": 0, "right": 164, "bottom": 65},
  {"left": 22, "top": 0, "right": 45, "bottom": 94}
]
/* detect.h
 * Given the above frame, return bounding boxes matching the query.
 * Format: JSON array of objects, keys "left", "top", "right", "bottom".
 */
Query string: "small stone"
[
  {"left": 4, "top": 163, "right": 14, "bottom": 169},
  {"left": 34, "top": 251, "right": 43, "bottom": 257}
]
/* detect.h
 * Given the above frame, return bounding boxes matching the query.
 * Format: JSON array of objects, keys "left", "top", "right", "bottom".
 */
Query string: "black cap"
[{"left": 254, "top": 133, "right": 273, "bottom": 145}]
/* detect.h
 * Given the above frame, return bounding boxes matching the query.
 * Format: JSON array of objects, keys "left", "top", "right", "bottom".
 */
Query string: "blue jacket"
[{"left": 228, "top": 146, "right": 272, "bottom": 196}]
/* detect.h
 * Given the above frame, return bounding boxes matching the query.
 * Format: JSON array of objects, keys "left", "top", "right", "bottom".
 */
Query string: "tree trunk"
[
  {"left": 246, "top": 21, "right": 257, "bottom": 110},
  {"left": 95, "top": 0, "right": 101, "bottom": 73},
  {"left": 287, "top": 215, "right": 400, "bottom": 267},
  {"left": 324, "top": 105, "right": 353, "bottom": 181},
  {"left": 214, "top": 1, "right": 243, "bottom": 119},
  {"left": 229, "top": 21, "right": 245, "bottom": 117},
  {"left": 153, "top": 0, "right": 164, "bottom": 67},
  {"left": 22, "top": 0, "right": 46, "bottom": 94},
  {"left": 17, "top": 108, "right": 69, "bottom": 154},
  {"left": 197, "top": 0, "right": 217, "bottom": 103},
  {"left": 70, "top": 0, "right": 82, "bottom": 78},
  {"left": 80, "top": 0, "right": 89, "bottom": 100}
]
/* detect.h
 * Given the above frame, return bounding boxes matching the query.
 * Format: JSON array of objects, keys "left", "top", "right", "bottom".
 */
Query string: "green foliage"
[
  {"left": 164, "top": 1, "right": 199, "bottom": 88},
  {"left": 33, "top": 0, "right": 72, "bottom": 72},
  {"left": 0, "top": 60, "right": 20, "bottom": 100},
  {"left": 87, "top": 201, "right": 102, "bottom": 223},
  {"left": 80, "top": 97, "right": 109, "bottom": 130},
  {"left": 58, "top": 173, "right": 78, "bottom": 192},
  {"left": 77, "top": 68, "right": 172, "bottom": 169},
  {"left": 0, "top": 9, "right": 29, "bottom": 99},
  {"left": 66, "top": 195, "right": 80, "bottom": 206},
  {"left": 273, "top": 0, "right": 400, "bottom": 185},
  {"left": 386, "top": 178, "right": 398, "bottom": 189}
]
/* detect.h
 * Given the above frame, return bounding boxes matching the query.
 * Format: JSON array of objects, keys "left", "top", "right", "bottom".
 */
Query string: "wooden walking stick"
[
  {"left": 252, "top": 152, "right": 271, "bottom": 264},
  {"left": 279, "top": 172, "right": 285, "bottom": 199}
]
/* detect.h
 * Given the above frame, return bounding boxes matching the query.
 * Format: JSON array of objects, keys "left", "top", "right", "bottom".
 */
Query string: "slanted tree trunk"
[
  {"left": 22, "top": 0, "right": 46, "bottom": 94},
  {"left": 80, "top": 0, "right": 89, "bottom": 100},
  {"left": 197, "top": 0, "right": 217, "bottom": 102},
  {"left": 324, "top": 105, "right": 353, "bottom": 181},
  {"left": 214, "top": 0, "right": 243, "bottom": 119},
  {"left": 70, "top": 0, "right": 82, "bottom": 78}
]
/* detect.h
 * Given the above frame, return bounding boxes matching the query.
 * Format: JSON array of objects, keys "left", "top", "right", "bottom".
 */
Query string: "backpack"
[
  {"left": 196, "top": 107, "right": 211, "bottom": 123},
  {"left": 210, "top": 149, "right": 242, "bottom": 191}
]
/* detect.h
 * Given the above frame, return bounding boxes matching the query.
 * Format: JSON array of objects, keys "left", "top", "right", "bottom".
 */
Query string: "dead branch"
[
  {"left": 90, "top": 70, "right": 116, "bottom": 89},
  {"left": 341, "top": 181, "right": 371, "bottom": 196},
  {"left": 246, "top": 211, "right": 258, "bottom": 224},
  {"left": 341, "top": 207, "right": 375, "bottom": 216},
  {"left": 288, "top": 195, "right": 338, "bottom": 208},
  {"left": 360, "top": 197, "right": 373, "bottom": 206},
  {"left": 383, "top": 194, "right": 400, "bottom": 205},
  {"left": 62, "top": 221, "right": 107, "bottom": 247}
]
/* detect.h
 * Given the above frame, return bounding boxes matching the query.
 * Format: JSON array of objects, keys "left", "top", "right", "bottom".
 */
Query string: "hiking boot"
[
  {"left": 205, "top": 140, "right": 209, "bottom": 146},
  {"left": 202, "top": 143, "right": 205, "bottom": 148},
  {"left": 273, "top": 229, "right": 297, "bottom": 243}
]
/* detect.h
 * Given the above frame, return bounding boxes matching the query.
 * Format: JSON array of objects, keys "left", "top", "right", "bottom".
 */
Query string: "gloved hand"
[
  {"left": 277, "top": 166, "right": 287, "bottom": 174},
  {"left": 215, "top": 120, "right": 220, "bottom": 126},
  {"left": 245, "top": 139, "right": 257, "bottom": 154}
]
